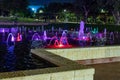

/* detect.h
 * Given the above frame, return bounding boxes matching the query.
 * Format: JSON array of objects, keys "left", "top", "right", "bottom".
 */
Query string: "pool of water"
[
  {"left": 0, "top": 41, "right": 57, "bottom": 72},
  {"left": 0, "top": 25, "right": 120, "bottom": 72}
]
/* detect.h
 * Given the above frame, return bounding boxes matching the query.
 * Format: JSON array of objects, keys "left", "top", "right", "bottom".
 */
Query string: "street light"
[
  {"left": 64, "top": 9, "right": 66, "bottom": 12},
  {"left": 63, "top": 9, "right": 68, "bottom": 22}
]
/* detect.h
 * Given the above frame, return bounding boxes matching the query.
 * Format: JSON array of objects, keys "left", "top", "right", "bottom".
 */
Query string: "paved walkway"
[{"left": 90, "top": 62, "right": 120, "bottom": 80}]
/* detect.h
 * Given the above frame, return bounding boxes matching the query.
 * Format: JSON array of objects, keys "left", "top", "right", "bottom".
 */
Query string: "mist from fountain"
[
  {"left": 43, "top": 31, "right": 47, "bottom": 41},
  {"left": 11, "top": 27, "right": 18, "bottom": 36},
  {"left": 79, "top": 20, "right": 84, "bottom": 36},
  {"left": 78, "top": 20, "right": 87, "bottom": 41}
]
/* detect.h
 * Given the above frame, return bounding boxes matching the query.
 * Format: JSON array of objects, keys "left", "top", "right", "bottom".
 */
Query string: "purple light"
[
  {"left": 83, "top": 36, "right": 85, "bottom": 39},
  {"left": 11, "top": 36, "right": 15, "bottom": 42},
  {"left": 35, "top": 38, "right": 39, "bottom": 41},
  {"left": 2, "top": 29, "right": 5, "bottom": 33}
]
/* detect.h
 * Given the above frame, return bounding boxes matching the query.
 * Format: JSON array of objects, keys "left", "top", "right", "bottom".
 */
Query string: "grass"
[{"left": 0, "top": 16, "right": 37, "bottom": 23}]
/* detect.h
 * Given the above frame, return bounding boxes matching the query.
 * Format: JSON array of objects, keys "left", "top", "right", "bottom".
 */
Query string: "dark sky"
[{"left": 29, "top": 0, "right": 74, "bottom": 5}]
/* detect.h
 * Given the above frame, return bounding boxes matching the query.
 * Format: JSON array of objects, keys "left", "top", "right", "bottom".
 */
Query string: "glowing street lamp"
[
  {"left": 63, "top": 9, "right": 68, "bottom": 22},
  {"left": 64, "top": 9, "right": 67, "bottom": 12}
]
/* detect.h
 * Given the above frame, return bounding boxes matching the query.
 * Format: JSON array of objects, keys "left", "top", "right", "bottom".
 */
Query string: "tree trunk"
[
  {"left": 83, "top": 6, "right": 89, "bottom": 23},
  {"left": 85, "top": 11, "right": 88, "bottom": 23},
  {"left": 112, "top": 11, "right": 120, "bottom": 25}
]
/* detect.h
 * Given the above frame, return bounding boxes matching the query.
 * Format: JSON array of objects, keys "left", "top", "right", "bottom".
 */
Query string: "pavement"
[{"left": 89, "top": 62, "right": 120, "bottom": 80}]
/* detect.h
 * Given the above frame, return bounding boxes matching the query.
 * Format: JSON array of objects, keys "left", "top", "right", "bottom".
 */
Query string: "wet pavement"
[{"left": 90, "top": 62, "right": 120, "bottom": 80}]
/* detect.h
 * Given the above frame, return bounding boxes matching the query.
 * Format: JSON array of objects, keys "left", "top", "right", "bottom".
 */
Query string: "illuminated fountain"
[
  {"left": 59, "top": 30, "right": 70, "bottom": 46},
  {"left": 47, "top": 30, "right": 72, "bottom": 48},
  {"left": 0, "top": 24, "right": 117, "bottom": 49},
  {"left": 79, "top": 20, "right": 85, "bottom": 36},
  {"left": 78, "top": 20, "right": 90, "bottom": 42},
  {"left": 43, "top": 30, "right": 47, "bottom": 41},
  {"left": 16, "top": 33, "right": 22, "bottom": 42},
  {"left": 32, "top": 33, "right": 41, "bottom": 41},
  {"left": 6, "top": 33, "right": 15, "bottom": 47},
  {"left": 31, "top": 33, "right": 44, "bottom": 48},
  {"left": 11, "top": 27, "right": 18, "bottom": 35}
]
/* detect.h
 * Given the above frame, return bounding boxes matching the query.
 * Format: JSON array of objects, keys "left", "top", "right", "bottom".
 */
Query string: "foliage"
[
  {"left": 96, "top": 0, "right": 120, "bottom": 24},
  {"left": 0, "top": 0, "right": 29, "bottom": 17},
  {"left": 74, "top": 0, "right": 99, "bottom": 22},
  {"left": 46, "top": 2, "right": 63, "bottom": 13},
  {"left": 58, "top": 10, "right": 77, "bottom": 22}
]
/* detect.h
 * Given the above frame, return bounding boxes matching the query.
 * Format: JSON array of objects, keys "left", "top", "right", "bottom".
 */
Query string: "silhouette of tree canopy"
[
  {"left": 46, "top": 2, "right": 63, "bottom": 13},
  {"left": 97, "top": 0, "right": 120, "bottom": 25},
  {"left": 0, "top": 0, "right": 28, "bottom": 16},
  {"left": 74, "top": 0, "right": 98, "bottom": 22}
]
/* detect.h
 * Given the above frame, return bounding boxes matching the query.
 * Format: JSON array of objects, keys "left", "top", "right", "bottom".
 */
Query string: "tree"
[
  {"left": 74, "top": 0, "right": 98, "bottom": 23},
  {"left": 62, "top": 3, "right": 74, "bottom": 12},
  {"left": 0, "top": 0, "right": 11, "bottom": 16},
  {"left": 46, "top": 2, "right": 63, "bottom": 13},
  {"left": 1, "top": 0, "right": 28, "bottom": 17},
  {"left": 97, "top": 0, "right": 120, "bottom": 25}
]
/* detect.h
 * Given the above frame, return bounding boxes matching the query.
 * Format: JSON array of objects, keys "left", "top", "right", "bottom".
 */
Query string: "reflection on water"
[
  {"left": 0, "top": 41, "right": 56, "bottom": 72},
  {"left": 4, "top": 46, "right": 16, "bottom": 71}
]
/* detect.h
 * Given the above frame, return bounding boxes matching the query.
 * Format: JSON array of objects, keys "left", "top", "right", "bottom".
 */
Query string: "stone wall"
[
  {"left": 0, "top": 49, "right": 95, "bottom": 80},
  {"left": 46, "top": 46, "right": 120, "bottom": 60}
]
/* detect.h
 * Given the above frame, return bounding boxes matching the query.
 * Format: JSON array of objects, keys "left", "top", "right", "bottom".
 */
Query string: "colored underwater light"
[
  {"left": 2, "top": 29, "right": 5, "bottom": 33},
  {"left": 58, "top": 44, "right": 64, "bottom": 47},
  {"left": 11, "top": 36, "right": 15, "bottom": 42},
  {"left": 16, "top": 33, "right": 22, "bottom": 41}
]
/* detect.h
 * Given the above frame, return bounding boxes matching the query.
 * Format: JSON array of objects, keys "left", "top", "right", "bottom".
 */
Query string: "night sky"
[{"left": 29, "top": 0, "right": 74, "bottom": 5}]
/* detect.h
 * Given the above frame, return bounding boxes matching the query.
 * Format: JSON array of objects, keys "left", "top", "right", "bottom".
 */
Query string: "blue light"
[
  {"left": 28, "top": 5, "right": 44, "bottom": 13},
  {"left": 32, "top": 8, "right": 35, "bottom": 11}
]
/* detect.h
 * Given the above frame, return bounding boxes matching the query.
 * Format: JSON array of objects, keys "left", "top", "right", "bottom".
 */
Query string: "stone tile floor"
[{"left": 89, "top": 62, "right": 120, "bottom": 80}]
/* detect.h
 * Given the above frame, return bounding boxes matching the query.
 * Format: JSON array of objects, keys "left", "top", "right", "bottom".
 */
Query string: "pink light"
[
  {"left": 47, "top": 44, "right": 73, "bottom": 48},
  {"left": 83, "top": 36, "right": 85, "bottom": 40},
  {"left": 16, "top": 33, "right": 22, "bottom": 42},
  {"left": 58, "top": 44, "right": 64, "bottom": 47}
]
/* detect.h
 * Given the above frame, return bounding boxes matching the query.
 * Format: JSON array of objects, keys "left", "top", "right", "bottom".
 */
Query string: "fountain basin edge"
[{"left": 0, "top": 49, "right": 95, "bottom": 80}]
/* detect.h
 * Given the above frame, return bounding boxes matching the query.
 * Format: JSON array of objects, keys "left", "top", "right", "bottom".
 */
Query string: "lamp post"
[{"left": 64, "top": 9, "right": 68, "bottom": 22}]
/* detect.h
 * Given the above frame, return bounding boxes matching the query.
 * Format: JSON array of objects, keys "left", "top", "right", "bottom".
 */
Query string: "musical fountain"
[
  {"left": 0, "top": 22, "right": 119, "bottom": 73},
  {"left": 32, "top": 33, "right": 41, "bottom": 41},
  {"left": 46, "top": 30, "right": 72, "bottom": 48},
  {"left": 0, "top": 21, "right": 118, "bottom": 49},
  {"left": 28, "top": 21, "right": 115, "bottom": 48},
  {"left": 6, "top": 33, "right": 15, "bottom": 47}
]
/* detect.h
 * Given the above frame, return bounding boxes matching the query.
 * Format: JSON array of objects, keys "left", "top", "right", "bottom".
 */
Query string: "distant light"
[
  {"left": 39, "top": 10, "right": 43, "bottom": 13},
  {"left": 32, "top": 8, "right": 35, "bottom": 11},
  {"left": 64, "top": 9, "right": 66, "bottom": 12},
  {"left": 28, "top": 5, "right": 44, "bottom": 13},
  {"left": 101, "top": 9, "right": 105, "bottom": 13}
]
